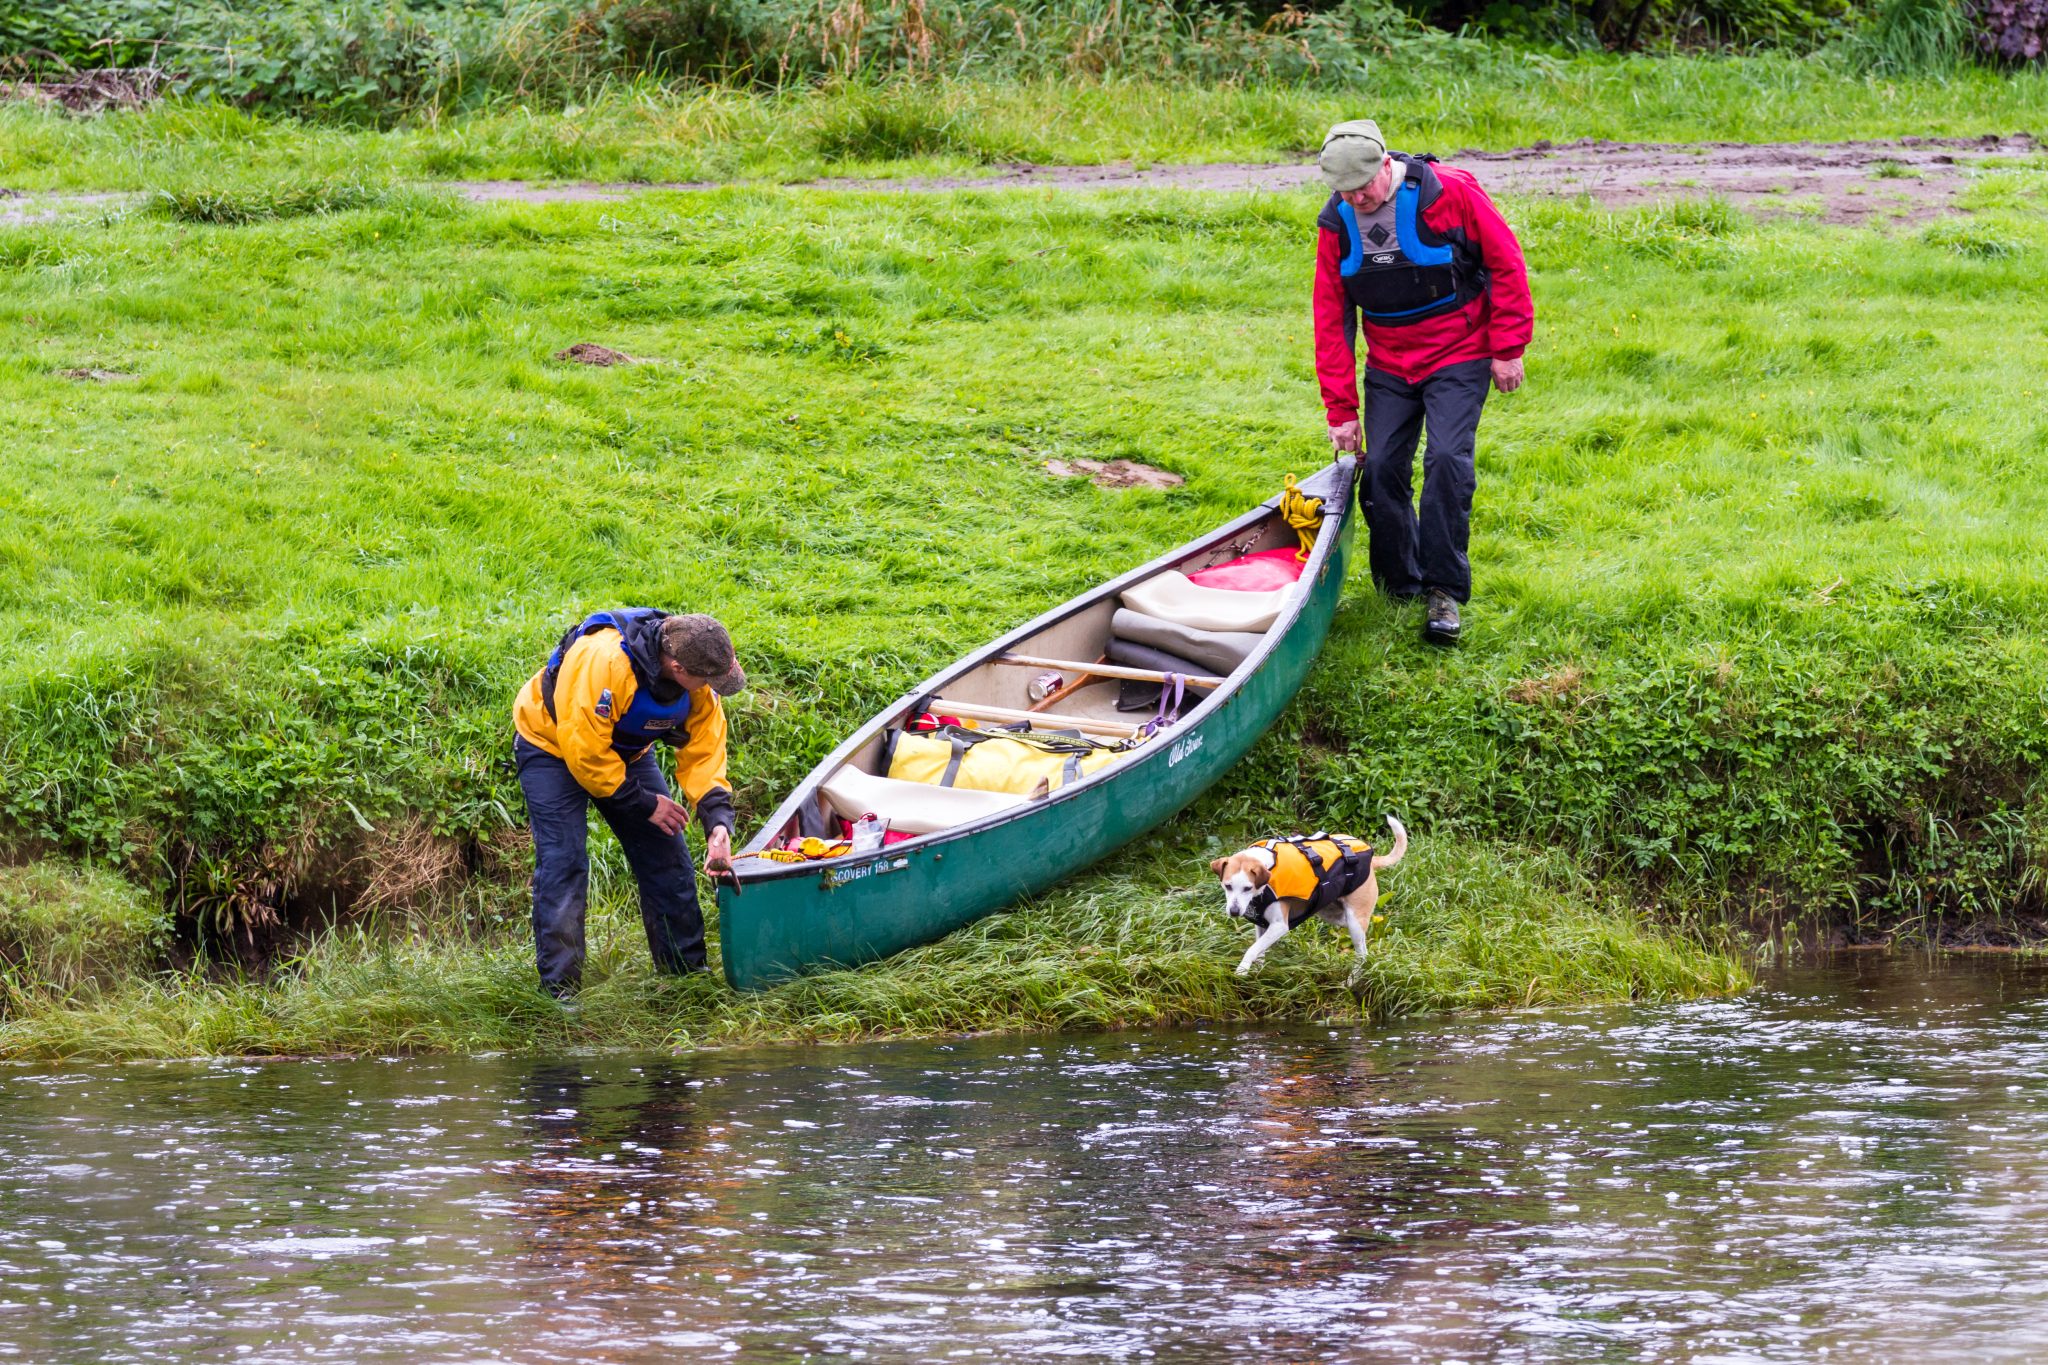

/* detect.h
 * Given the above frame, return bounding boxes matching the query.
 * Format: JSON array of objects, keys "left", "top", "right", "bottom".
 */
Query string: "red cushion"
[{"left": 1186, "top": 547, "right": 1304, "bottom": 592}]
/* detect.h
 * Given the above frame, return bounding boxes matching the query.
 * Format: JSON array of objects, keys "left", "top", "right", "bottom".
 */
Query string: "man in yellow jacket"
[{"left": 512, "top": 608, "right": 745, "bottom": 995}]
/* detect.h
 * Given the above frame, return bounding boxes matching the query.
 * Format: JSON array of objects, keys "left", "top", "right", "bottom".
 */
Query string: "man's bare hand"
[
  {"left": 649, "top": 795, "right": 689, "bottom": 836},
  {"left": 705, "top": 825, "right": 733, "bottom": 869},
  {"left": 1491, "top": 357, "right": 1525, "bottom": 393},
  {"left": 1328, "top": 420, "right": 1362, "bottom": 452}
]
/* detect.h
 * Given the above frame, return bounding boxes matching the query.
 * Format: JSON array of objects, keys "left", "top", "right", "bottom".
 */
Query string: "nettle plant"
[{"left": 1976, "top": 0, "right": 2048, "bottom": 61}]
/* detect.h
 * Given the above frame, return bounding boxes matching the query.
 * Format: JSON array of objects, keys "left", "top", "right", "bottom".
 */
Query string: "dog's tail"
[{"left": 1372, "top": 816, "right": 1408, "bottom": 870}]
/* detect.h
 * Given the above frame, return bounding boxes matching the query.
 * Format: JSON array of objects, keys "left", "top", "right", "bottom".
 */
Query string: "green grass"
[
  {"left": 3, "top": 56, "right": 2048, "bottom": 195},
  {"left": 0, "top": 861, "right": 169, "bottom": 1005},
  {"left": 4, "top": 148, "right": 2047, "bottom": 1058}
]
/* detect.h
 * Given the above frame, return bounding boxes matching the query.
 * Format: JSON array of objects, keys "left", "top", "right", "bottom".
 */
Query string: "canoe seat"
[
  {"left": 821, "top": 766, "right": 1024, "bottom": 836},
  {"left": 1120, "top": 571, "right": 1290, "bottom": 634}
]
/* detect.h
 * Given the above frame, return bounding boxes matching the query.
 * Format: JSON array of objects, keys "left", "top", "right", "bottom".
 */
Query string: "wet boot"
[{"left": 1424, "top": 589, "right": 1461, "bottom": 646}]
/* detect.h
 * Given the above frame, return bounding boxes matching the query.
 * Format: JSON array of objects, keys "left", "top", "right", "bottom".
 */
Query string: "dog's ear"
[
  {"left": 1246, "top": 861, "right": 1271, "bottom": 886},
  {"left": 1209, "top": 857, "right": 1229, "bottom": 877}
]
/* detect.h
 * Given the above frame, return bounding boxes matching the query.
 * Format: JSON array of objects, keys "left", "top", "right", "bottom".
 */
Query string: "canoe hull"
[{"left": 717, "top": 468, "right": 1355, "bottom": 990}]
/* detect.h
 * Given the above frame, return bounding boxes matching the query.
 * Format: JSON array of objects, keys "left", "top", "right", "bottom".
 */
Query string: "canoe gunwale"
[{"left": 731, "top": 461, "right": 1357, "bottom": 883}]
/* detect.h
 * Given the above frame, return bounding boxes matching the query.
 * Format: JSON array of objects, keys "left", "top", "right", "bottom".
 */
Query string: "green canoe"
[{"left": 715, "top": 458, "right": 1358, "bottom": 990}]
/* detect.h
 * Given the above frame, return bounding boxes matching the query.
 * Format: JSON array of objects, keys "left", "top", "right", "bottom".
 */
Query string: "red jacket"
[{"left": 1313, "top": 162, "right": 1533, "bottom": 423}]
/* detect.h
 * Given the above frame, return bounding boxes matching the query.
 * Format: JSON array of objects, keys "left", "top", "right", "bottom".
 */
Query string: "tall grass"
[
  {"left": 5, "top": 0, "right": 1428, "bottom": 118},
  {"left": 1854, "top": 0, "right": 1975, "bottom": 73}
]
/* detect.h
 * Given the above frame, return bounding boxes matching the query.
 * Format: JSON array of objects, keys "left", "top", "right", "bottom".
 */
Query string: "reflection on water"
[{"left": 3, "top": 954, "right": 2047, "bottom": 1362}]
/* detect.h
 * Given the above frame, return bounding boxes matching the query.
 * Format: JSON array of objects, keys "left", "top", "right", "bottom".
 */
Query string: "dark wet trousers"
[
  {"left": 514, "top": 736, "right": 707, "bottom": 992},
  {"left": 1360, "top": 356, "right": 1492, "bottom": 604}
]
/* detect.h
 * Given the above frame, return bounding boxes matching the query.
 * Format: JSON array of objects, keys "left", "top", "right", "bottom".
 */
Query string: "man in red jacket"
[{"left": 1312, "top": 119, "right": 1533, "bottom": 644}]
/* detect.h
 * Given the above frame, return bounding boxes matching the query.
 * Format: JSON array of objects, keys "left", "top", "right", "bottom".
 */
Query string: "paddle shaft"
[{"left": 996, "top": 654, "right": 1224, "bottom": 689}]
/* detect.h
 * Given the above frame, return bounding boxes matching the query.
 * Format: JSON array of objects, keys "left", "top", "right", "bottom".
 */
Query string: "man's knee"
[{"left": 532, "top": 835, "right": 590, "bottom": 888}]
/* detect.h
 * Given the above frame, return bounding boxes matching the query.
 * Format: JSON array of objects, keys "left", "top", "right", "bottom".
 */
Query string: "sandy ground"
[{"left": 3, "top": 135, "right": 2038, "bottom": 226}]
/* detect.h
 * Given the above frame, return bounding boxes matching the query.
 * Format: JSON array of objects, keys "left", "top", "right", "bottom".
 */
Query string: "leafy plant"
[{"left": 1974, "top": 0, "right": 2048, "bottom": 61}]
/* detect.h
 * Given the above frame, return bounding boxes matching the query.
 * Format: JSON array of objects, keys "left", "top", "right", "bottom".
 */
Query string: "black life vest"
[
  {"left": 1247, "top": 833, "right": 1376, "bottom": 929},
  {"left": 541, "top": 608, "right": 694, "bottom": 755},
  {"left": 1317, "top": 154, "right": 1487, "bottom": 330}
]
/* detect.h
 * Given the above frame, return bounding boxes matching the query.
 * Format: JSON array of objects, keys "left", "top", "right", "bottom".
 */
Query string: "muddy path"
[
  {"left": 4, "top": 135, "right": 2038, "bottom": 227},
  {"left": 451, "top": 133, "right": 2039, "bottom": 225}
]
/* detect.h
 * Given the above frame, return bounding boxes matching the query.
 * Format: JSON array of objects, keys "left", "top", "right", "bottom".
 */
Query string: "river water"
[{"left": 3, "top": 954, "right": 2046, "bottom": 1363}]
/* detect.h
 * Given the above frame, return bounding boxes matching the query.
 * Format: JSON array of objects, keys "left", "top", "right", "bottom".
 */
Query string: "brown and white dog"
[{"left": 1210, "top": 817, "right": 1408, "bottom": 977}]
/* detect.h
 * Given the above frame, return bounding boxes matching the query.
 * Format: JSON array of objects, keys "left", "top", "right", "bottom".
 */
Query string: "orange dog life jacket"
[{"left": 1250, "top": 833, "right": 1376, "bottom": 927}]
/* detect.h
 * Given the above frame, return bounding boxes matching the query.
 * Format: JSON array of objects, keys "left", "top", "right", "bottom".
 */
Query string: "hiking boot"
[{"left": 1424, "top": 589, "right": 1461, "bottom": 646}]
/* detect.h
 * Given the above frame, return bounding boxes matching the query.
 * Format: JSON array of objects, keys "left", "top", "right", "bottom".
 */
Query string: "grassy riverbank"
[
  {"left": 4, "top": 57, "right": 2048, "bottom": 195},
  {"left": 4, "top": 842, "right": 1742, "bottom": 1057},
  {"left": 4, "top": 137, "right": 2046, "bottom": 1058}
]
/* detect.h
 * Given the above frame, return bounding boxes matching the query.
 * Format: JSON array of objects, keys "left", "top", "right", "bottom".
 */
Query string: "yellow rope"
[{"left": 1279, "top": 474, "right": 1326, "bottom": 563}]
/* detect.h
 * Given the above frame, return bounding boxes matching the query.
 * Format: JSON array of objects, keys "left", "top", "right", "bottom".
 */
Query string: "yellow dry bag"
[{"left": 887, "top": 725, "right": 1129, "bottom": 797}]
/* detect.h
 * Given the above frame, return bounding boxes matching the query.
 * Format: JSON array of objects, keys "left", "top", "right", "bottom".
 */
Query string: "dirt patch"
[
  {"left": 9, "top": 134, "right": 2037, "bottom": 232},
  {"left": 59, "top": 367, "right": 137, "bottom": 382},
  {"left": 553, "top": 343, "right": 648, "bottom": 366},
  {"left": 447, "top": 133, "right": 2038, "bottom": 225},
  {"left": 0, "top": 190, "right": 134, "bottom": 227},
  {"left": 1504, "top": 665, "right": 1592, "bottom": 706},
  {"left": 456, "top": 179, "right": 714, "bottom": 206},
  {"left": 1456, "top": 133, "right": 2040, "bottom": 226},
  {"left": 345, "top": 818, "right": 469, "bottom": 916},
  {"left": 1824, "top": 914, "right": 2048, "bottom": 951},
  {"left": 1, "top": 67, "right": 165, "bottom": 114},
  {"left": 1045, "top": 458, "right": 1184, "bottom": 490}
]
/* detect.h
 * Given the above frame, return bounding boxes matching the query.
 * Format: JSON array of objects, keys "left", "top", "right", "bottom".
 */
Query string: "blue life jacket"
[
  {"left": 542, "top": 608, "right": 693, "bottom": 755},
  {"left": 1317, "top": 154, "right": 1487, "bottom": 330}
]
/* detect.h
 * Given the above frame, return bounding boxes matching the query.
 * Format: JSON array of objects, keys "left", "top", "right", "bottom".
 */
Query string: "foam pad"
[
  {"left": 820, "top": 765, "right": 1024, "bottom": 836},
  {"left": 1120, "top": 571, "right": 1289, "bottom": 634},
  {"left": 1186, "top": 546, "right": 1306, "bottom": 593},
  {"left": 1106, "top": 638, "right": 1211, "bottom": 713},
  {"left": 1107, "top": 637, "right": 1211, "bottom": 678},
  {"left": 1111, "top": 608, "right": 1262, "bottom": 675}
]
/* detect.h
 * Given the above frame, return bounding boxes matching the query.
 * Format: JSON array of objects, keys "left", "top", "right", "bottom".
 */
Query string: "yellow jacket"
[{"left": 513, "top": 628, "right": 735, "bottom": 832}]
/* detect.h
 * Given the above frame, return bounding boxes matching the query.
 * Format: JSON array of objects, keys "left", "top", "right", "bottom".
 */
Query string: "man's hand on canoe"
[
  {"left": 650, "top": 795, "right": 690, "bottom": 836},
  {"left": 705, "top": 825, "right": 733, "bottom": 869},
  {"left": 1328, "top": 419, "right": 1362, "bottom": 453}
]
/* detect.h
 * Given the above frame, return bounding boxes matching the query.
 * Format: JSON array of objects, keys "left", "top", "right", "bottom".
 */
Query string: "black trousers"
[
  {"left": 515, "top": 736, "right": 707, "bottom": 991},
  {"left": 1359, "top": 357, "right": 1491, "bottom": 604}
]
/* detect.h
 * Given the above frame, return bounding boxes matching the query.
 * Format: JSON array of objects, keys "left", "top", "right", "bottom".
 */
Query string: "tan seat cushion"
[
  {"left": 1120, "top": 571, "right": 1290, "bottom": 634},
  {"left": 821, "top": 765, "right": 1024, "bottom": 836}
]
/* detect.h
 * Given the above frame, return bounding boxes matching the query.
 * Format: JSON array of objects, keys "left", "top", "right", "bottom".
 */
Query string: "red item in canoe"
[
  {"left": 837, "top": 819, "right": 914, "bottom": 847},
  {"left": 1187, "top": 546, "right": 1306, "bottom": 592}
]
